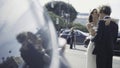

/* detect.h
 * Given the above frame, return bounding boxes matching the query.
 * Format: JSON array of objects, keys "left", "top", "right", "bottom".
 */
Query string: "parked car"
[
  {"left": 113, "top": 32, "right": 120, "bottom": 56},
  {"left": 60, "top": 29, "right": 89, "bottom": 45}
]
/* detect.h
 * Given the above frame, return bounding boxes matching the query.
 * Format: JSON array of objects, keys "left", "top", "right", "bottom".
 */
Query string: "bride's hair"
[{"left": 88, "top": 9, "right": 97, "bottom": 23}]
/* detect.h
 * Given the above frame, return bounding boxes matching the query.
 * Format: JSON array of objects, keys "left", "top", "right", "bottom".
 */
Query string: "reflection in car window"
[{"left": 0, "top": 0, "right": 60, "bottom": 68}]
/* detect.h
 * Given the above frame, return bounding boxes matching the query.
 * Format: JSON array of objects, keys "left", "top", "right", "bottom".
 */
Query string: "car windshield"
[
  {"left": 63, "top": 31, "right": 70, "bottom": 34},
  {"left": 62, "top": 30, "right": 70, "bottom": 35},
  {"left": 76, "top": 30, "right": 89, "bottom": 36}
]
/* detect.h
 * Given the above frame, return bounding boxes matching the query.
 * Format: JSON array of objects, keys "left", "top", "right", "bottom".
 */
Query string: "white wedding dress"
[{"left": 86, "top": 26, "right": 97, "bottom": 68}]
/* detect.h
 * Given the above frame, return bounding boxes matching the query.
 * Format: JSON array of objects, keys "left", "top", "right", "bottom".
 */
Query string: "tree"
[
  {"left": 45, "top": 1, "right": 77, "bottom": 23},
  {"left": 72, "top": 23, "right": 88, "bottom": 32},
  {"left": 48, "top": 12, "right": 66, "bottom": 31},
  {"left": 48, "top": 12, "right": 88, "bottom": 32}
]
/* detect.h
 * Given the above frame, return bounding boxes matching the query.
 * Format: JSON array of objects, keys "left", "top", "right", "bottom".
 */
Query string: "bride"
[{"left": 86, "top": 8, "right": 99, "bottom": 68}]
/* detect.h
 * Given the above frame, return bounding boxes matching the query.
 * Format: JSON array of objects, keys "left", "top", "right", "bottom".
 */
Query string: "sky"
[{"left": 40, "top": 0, "right": 120, "bottom": 19}]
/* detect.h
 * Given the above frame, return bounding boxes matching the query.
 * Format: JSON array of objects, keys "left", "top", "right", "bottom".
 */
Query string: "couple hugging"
[{"left": 86, "top": 5, "right": 118, "bottom": 68}]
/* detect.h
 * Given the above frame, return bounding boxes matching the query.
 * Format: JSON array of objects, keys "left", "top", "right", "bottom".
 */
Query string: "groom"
[{"left": 92, "top": 5, "right": 118, "bottom": 68}]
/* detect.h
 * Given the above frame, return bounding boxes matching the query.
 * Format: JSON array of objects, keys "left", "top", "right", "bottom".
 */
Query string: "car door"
[{"left": 74, "top": 31, "right": 86, "bottom": 45}]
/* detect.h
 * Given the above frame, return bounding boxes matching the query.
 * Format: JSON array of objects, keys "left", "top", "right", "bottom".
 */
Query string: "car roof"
[
  {"left": 61, "top": 29, "right": 89, "bottom": 36},
  {"left": 74, "top": 30, "right": 89, "bottom": 36}
]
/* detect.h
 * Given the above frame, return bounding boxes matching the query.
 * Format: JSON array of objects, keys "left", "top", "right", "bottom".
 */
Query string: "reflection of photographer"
[{"left": 16, "top": 32, "right": 50, "bottom": 68}]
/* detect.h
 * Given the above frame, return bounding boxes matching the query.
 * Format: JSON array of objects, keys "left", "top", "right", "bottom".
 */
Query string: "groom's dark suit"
[{"left": 92, "top": 17, "right": 118, "bottom": 68}]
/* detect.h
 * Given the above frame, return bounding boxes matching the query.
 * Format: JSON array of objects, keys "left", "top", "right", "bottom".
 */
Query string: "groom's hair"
[{"left": 99, "top": 5, "right": 111, "bottom": 15}]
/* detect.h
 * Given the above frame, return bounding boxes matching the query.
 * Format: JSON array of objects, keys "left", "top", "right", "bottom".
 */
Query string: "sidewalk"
[
  {"left": 64, "top": 45, "right": 87, "bottom": 68},
  {"left": 64, "top": 44, "right": 120, "bottom": 68}
]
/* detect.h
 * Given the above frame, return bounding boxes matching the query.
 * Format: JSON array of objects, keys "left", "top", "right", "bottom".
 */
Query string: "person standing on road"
[
  {"left": 70, "top": 28, "right": 75, "bottom": 49},
  {"left": 92, "top": 5, "right": 118, "bottom": 68}
]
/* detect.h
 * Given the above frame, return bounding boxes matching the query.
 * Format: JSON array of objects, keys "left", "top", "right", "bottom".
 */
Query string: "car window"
[
  {"left": 77, "top": 32, "right": 81, "bottom": 35},
  {"left": 62, "top": 30, "right": 70, "bottom": 35},
  {"left": 64, "top": 32, "right": 70, "bottom": 34},
  {"left": 118, "top": 32, "right": 120, "bottom": 38},
  {"left": 74, "top": 31, "right": 81, "bottom": 35}
]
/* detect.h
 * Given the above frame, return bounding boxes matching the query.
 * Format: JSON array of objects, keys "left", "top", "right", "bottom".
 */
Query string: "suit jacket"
[
  {"left": 92, "top": 17, "right": 118, "bottom": 55},
  {"left": 20, "top": 42, "right": 45, "bottom": 68}
]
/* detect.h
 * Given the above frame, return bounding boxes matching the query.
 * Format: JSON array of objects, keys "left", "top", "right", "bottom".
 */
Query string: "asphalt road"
[{"left": 64, "top": 45, "right": 120, "bottom": 68}]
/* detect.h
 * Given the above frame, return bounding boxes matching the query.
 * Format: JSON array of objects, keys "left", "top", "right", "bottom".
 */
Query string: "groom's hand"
[{"left": 104, "top": 18, "right": 111, "bottom": 26}]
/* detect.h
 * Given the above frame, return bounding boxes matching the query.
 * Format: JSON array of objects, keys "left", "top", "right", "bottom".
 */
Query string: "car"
[
  {"left": 60, "top": 29, "right": 89, "bottom": 45},
  {"left": 113, "top": 32, "right": 120, "bottom": 56}
]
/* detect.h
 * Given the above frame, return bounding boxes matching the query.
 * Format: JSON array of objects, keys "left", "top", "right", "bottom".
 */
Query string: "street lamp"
[
  {"left": 51, "top": 2, "right": 54, "bottom": 8},
  {"left": 56, "top": 17, "right": 59, "bottom": 25},
  {"left": 65, "top": 13, "right": 70, "bottom": 28},
  {"left": 51, "top": 0, "right": 56, "bottom": 8}
]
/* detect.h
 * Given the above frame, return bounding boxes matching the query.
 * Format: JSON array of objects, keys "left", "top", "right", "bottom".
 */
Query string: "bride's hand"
[
  {"left": 87, "top": 23, "right": 92, "bottom": 28},
  {"left": 86, "top": 23, "right": 93, "bottom": 33},
  {"left": 90, "top": 29, "right": 96, "bottom": 36}
]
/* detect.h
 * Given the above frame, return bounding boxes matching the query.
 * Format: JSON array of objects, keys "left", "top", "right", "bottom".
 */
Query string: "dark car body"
[
  {"left": 60, "top": 29, "right": 89, "bottom": 45},
  {"left": 114, "top": 32, "right": 120, "bottom": 56}
]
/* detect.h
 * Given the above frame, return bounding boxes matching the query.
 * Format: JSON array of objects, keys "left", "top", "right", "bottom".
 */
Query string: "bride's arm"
[
  {"left": 86, "top": 23, "right": 93, "bottom": 33},
  {"left": 90, "top": 29, "right": 96, "bottom": 36},
  {"left": 86, "top": 23, "right": 96, "bottom": 36}
]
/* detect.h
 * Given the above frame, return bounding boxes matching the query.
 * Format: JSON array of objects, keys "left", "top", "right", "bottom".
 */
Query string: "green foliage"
[
  {"left": 45, "top": 1, "right": 89, "bottom": 33},
  {"left": 48, "top": 12, "right": 88, "bottom": 32},
  {"left": 72, "top": 23, "right": 88, "bottom": 32},
  {"left": 45, "top": 1, "right": 77, "bottom": 22},
  {"left": 48, "top": 12, "right": 66, "bottom": 31}
]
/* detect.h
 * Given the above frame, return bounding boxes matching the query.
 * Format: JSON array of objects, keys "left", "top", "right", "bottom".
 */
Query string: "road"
[{"left": 64, "top": 45, "right": 120, "bottom": 68}]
